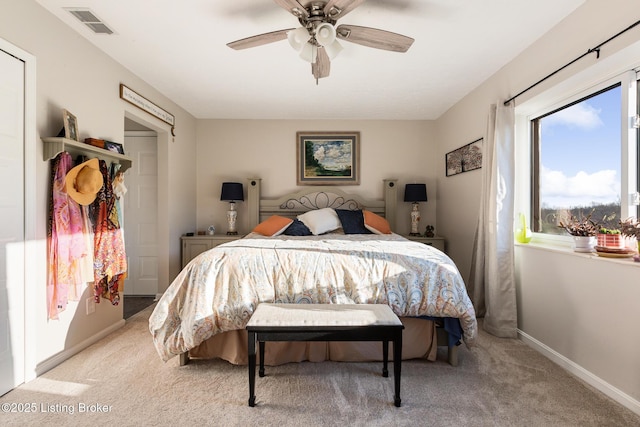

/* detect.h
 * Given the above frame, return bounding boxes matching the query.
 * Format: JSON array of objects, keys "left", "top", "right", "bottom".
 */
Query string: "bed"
[{"left": 149, "top": 179, "right": 477, "bottom": 365}]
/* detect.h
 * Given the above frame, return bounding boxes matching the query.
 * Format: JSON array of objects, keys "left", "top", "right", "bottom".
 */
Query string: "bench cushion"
[{"left": 247, "top": 303, "right": 402, "bottom": 328}]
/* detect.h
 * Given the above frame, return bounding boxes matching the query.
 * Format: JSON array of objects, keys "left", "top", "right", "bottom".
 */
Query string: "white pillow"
[{"left": 297, "top": 208, "right": 342, "bottom": 235}]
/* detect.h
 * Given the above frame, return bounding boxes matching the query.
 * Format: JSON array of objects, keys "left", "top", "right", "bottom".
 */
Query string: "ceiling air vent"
[{"left": 65, "top": 8, "right": 114, "bottom": 35}]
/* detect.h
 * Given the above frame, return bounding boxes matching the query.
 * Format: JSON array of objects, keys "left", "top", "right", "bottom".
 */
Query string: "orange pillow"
[
  {"left": 363, "top": 210, "right": 392, "bottom": 234},
  {"left": 253, "top": 215, "right": 293, "bottom": 236}
]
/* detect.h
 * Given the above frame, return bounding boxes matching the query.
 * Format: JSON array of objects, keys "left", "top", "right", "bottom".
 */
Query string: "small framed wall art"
[
  {"left": 297, "top": 131, "right": 360, "bottom": 185},
  {"left": 446, "top": 138, "right": 483, "bottom": 177}
]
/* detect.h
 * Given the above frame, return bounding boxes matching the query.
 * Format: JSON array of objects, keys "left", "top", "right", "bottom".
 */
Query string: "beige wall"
[
  {"left": 196, "top": 120, "right": 437, "bottom": 237},
  {"left": 0, "top": 1, "right": 197, "bottom": 372},
  {"left": 436, "top": 0, "right": 640, "bottom": 409}
]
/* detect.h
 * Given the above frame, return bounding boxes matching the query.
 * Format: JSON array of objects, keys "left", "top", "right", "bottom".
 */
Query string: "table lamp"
[
  {"left": 220, "top": 182, "right": 244, "bottom": 235},
  {"left": 404, "top": 184, "right": 428, "bottom": 236}
]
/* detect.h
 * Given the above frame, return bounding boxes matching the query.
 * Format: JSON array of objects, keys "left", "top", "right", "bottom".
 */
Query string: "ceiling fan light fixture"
[
  {"left": 288, "top": 27, "right": 310, "bottom": 51},
  {"left": 324, "top": 40, "right": 343, "bottom": 60},
  {"left": 315, "top": 23, "right": 336, "bottom": 47},
  {"left": 299, "top": 42, "right": 317, "bottom": 63}
]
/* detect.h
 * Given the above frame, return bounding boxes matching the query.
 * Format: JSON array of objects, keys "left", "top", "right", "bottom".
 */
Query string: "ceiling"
[{"left": 36, "top": 0, "right": 585, "bottom": 120}]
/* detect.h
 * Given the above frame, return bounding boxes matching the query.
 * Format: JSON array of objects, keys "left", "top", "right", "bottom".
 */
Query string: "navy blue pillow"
[
  {"left": 335, "top": 209, "right": 372, "bottom": 234},
  {"left": 283, "top": 219, "right": 313, "bottom": 236}
]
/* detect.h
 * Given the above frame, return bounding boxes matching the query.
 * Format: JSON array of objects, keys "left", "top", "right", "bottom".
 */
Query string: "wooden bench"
[{"left": 246, "top": 303, "right": 404, "bottom": 407}]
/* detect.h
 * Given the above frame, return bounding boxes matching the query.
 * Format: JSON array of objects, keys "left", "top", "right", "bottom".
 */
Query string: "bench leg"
[
  {"left": 259, "top": 341, "right": 266, "bottom": 377},
  {"left": 393, "top": 335, "right": 402, "bottom": 407},
  {"left": 248, "top": 332, "right": 256, "bottom": 407},
  {"left": 382, "top": 340, "right": 389, "bottom": 377}
]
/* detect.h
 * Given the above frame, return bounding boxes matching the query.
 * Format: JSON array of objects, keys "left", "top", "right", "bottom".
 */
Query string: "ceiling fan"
[{"left": 227, "top": 0, "right": 415, "bottom": 82}]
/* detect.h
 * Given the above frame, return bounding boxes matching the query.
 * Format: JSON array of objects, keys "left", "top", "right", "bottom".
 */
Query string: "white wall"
[
  {"left": 436, "top": 0, "right": 640, "bottom": 410},
  {"left": 0, "top": 0, "right": 197, "bottom": 373},
  {"left": 196, "top": 120, "right": 437, "bottom": 237}
]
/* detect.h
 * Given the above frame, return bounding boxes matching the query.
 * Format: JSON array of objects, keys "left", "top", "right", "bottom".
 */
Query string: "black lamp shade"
[
  {"left": 404, "top": 183, "right": 428, "bottom": 202},
  {"left": 220, "top": 182, "right": 244, "bottom": 202}
]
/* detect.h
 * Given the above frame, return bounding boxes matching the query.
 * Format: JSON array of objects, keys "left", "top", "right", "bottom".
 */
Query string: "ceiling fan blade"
[
  {"left": 324, "top": 0, "right": 367, "bottom": 20},
  {"left": 273, "top": 0, "right": 309, "bottom": 19},
  {"left": 336, "top": 24, "right": 414, "bottom": 52},
  {"left": 227, "top": 29, "right": 294, "bottom": 50},
  {"left": 312, "top": 47, "right": 331, "bottom": 80}
]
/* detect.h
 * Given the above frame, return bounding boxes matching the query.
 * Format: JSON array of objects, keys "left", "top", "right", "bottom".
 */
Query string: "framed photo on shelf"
[
  {"left": 105, "top": 141, "right": 125, "bottom": 155},
  {"left": 297, "top": 131, "right": 360, "bottom": 185},
  {"left": 63, "top": 109, "right": 79, "bottom": 141}
]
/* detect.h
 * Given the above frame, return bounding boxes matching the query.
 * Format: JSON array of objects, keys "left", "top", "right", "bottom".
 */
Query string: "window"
[{"left": 531, "top": 84, "right": 624, "bottom": 234}]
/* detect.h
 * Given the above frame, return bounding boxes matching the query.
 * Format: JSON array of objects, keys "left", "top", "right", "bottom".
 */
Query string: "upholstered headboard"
[{"left": 246, "top": 179, "right": 398, "bottom": 232}]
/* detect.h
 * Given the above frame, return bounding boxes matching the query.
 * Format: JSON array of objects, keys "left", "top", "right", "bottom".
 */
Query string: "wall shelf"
[{"left": 42, "top": 137, "right": 133, "bottom": 173}]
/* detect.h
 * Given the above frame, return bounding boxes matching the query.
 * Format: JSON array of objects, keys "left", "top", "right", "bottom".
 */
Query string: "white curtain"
[{"left": 468, "top": 101, "right": 517, "bottom": 338}]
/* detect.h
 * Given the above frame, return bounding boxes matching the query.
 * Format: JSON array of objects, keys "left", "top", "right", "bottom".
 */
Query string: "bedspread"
[{"left": 149, "top": 233, "right": 477, "bottom": 362}]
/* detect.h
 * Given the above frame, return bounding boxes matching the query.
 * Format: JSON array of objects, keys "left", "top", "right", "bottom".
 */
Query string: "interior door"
[
  {"left": 0, "top": 48, "right": 25, "bottom": 395},
  {"left": 123, "top": 132, "right": 158, "bottom": 296}
]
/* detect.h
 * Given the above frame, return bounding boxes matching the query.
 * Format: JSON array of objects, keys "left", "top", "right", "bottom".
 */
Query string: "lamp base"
[
  {"left": 409, "top": 232, "right": 421, "bottom": 236},
  {"left": 226, "top": 231, "right": 238, "bottom": 235}
]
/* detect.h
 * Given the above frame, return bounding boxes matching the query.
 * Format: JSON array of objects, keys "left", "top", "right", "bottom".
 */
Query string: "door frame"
[
  {"left": 124, "top": 112, "right": 170, "bottom": 301},
  {"left": 0, "top": 37, "right": 37, "bottom": 384}
]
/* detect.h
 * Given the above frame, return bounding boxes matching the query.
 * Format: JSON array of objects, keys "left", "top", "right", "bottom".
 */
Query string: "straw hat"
[{"left": 65, "top": 158, "right": 103, "bottom": 205}]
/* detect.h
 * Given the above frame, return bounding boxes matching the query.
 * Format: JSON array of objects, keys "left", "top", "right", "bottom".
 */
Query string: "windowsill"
[{"left": 514, "top": 240, "right": 640, "bottom": 267}]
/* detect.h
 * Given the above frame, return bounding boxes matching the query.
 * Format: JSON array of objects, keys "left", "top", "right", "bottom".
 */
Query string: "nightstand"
[
  {"left": 403, "top": 235, "right": 446, "bottom": 252},
  {"left": 181, "top": 235, "right": 244, "bottom": 268}
]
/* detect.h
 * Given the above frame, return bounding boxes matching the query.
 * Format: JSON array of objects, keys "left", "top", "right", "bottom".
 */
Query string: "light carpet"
[{"left": 1, "top": 305, "right": 638, "bottom": 426}]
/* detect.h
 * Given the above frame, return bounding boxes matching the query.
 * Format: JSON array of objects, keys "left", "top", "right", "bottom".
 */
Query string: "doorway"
[{"left": 123, "top": 119, "right": 158, "bottom": 317}]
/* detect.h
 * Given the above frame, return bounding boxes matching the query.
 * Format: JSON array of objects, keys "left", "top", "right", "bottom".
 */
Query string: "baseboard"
[
  {"left": 518, "top": 329, "right": 640, "bottom": 416},
  {"left": 35, "top": 320, "right": 126, "bottom": 376}
]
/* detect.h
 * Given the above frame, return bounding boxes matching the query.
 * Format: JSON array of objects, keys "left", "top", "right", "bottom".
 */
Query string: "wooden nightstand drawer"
[
  {"left": 402, "top": 235, "right": 446, "bottom": 252},
  {"left": 181, "top": 235, "right": 244, "bottom": 268}
]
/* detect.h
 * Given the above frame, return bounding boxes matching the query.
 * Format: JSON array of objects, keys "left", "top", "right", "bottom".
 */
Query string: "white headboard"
[{"left": 246, "top": 179, "right": 398, "bottom": 231}]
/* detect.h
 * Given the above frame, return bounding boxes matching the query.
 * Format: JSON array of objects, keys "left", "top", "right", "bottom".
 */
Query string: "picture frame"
[
  {"left": 297, "top": 131, "right": 360, "bottom": 185},
  {"left": 446, "top": 138, "right": 483, "bottom": 177},
  {"left": 105, "top": 141, "right": 125, "bottom": 155},
  {"left": 63, "top": 109, "right": 79, "bottom": 141}
]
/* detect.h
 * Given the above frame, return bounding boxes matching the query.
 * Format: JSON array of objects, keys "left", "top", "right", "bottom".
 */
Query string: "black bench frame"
[{"left": 247, "top": 324, "right": 404, "bottom": 407}]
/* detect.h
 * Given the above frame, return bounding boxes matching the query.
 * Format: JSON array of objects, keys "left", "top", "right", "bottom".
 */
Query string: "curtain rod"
[{"left": 504, "top": 19, "right": 640, "bottom": 106}]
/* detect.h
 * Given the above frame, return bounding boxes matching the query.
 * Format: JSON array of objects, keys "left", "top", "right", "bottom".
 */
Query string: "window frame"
[{"left": 515, "top": 70, "right": 638, "bottom": 246}]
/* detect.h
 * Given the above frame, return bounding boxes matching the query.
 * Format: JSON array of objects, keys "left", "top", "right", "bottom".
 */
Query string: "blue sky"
[{"left": 539, "top": 85, "right": 621, "bottom": 209}]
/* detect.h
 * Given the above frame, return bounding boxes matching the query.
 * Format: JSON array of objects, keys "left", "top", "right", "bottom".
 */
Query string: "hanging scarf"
[
  {"left": 46, "top": 152, "right": 89, "bottom": 319},
  {"left": 91, "top": 160, "right": 127, "bottom": 305}
]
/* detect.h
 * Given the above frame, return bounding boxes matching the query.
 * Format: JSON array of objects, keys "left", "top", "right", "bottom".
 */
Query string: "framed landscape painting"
[{"left": 297, "top": 131, "right": 360, "bottom": 185}]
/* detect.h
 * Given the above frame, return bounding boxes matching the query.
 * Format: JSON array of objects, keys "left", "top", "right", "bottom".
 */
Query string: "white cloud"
[
  {"left": 540, "top": 165, "right": 619, "bottom": 208},
  {"left": 543, "top": 101, "right": 603, "bottom": 130},
  {"left": 313, "top": 142, "right": 351, "bottom": 171}
]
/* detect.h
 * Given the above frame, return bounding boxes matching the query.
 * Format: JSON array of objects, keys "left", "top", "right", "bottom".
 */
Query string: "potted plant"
[
  {"left": 558, "top": 214, "right": 599, "bottom": 252},
  {"left": 619, "top": 217, "right": 640, "bottom": 252},
  {"left": 597, "top": 227, "right": 622, "bottom": 248}
]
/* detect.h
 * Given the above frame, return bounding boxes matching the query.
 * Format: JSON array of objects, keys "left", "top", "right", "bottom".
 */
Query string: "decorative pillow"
[
  {"left": 252, "top": 215, "right": 293, "bottom": 236},
  {"left": 335, "top": 209, "right": 372, "bottom": 234},
  {"left": 363, "top": 210, "right": 392, "bottom": 234},
  {"left": 283, "top": 219, "right": 313, "bottom": 236},
  {"left": 297, "top": 207, "right": 342, "bottom": 235}
]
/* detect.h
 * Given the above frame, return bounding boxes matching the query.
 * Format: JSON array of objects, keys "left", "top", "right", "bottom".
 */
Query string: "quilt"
[{"left": 149, "top": 233, "right": 477, "bottom": 362}]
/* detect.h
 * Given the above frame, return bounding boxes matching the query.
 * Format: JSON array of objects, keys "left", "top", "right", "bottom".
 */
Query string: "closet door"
[
  {"left": 123, "top": 132, "right": 158, "bottom": 296},
  {"left": 0, "top": 48, "right": 25, "bottom": 395}
]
